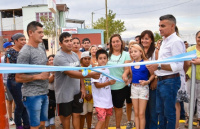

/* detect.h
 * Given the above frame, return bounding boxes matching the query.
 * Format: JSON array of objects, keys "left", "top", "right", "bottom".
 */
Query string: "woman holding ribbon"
[
  {"left": 139, "top": 30, "right": 157, "bottom": 129},
  {"left": 107, "top": 34, "right": 132, "bottom": 129}
]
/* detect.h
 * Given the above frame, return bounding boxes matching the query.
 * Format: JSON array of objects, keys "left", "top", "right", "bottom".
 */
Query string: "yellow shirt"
[
  {"left": 186, "top": 45, "right": 200, "bottom": 80},
  {"left": 82, "top": 69, "right": 93, "bottom": 103}
]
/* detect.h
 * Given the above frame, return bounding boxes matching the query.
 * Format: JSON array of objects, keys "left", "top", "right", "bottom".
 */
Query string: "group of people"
[{"left": 1, "top": 14, "right": 200, "bottom": 129}]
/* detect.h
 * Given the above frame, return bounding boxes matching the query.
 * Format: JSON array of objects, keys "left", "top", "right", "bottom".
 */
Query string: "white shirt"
[
  {"left": 91, "top": 68, "right": 113, "bottom": 109},
  {"left": 154, "top": 32, "right": 185, "bottom": 76}
]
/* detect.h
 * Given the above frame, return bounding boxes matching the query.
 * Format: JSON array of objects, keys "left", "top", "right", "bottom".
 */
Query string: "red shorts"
[{"left": 95, "top": 107, "right": 113, "bottom": 121}]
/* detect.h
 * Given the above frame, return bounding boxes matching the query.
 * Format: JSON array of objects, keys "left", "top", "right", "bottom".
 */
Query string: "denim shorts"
[{"left": 23, "top": 94, "right": 49, "bottom": 127}]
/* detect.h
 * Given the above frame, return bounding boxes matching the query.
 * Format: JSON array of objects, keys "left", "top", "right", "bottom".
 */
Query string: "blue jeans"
[
  {"left": 7, "top": 79, "right": 30, "bottom": 127},
  {"left": 156, "top": 77, "right": 180, "bottom": 129},
  {"left": 23, "top": 94, "right": 49, "bottom": 127},
  {"left": 145, "top": 89, "right": 158, "bottom": 129}
]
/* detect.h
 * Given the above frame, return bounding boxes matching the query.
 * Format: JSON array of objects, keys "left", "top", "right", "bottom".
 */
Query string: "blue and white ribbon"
[{"left": 0, "top": 50, "right": 196, "bottom": 82}]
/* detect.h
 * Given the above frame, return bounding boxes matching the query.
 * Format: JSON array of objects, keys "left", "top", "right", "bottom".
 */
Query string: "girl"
[
  {"left": 80, "top": 51, "right": 93, "bottom": 129},
  {"left": 89, "top": 45, "right": 98, "bottom": 67},
  {"left": 123, "top": 43, "right": 155, "bottom": 129},
  {"left": 45, "top": 54, "right": 56, "bottom": 129}
]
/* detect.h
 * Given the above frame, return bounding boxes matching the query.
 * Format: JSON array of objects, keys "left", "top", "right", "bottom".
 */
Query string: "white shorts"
[
  {"left": 80, "top": 102, "right": 93, "bottom": 115},
  {"left": 45, "top": 117, "right": 55, "bottom": 127},
  {"left": 130, "top": 84, "right": 149, "bottom": 100}
]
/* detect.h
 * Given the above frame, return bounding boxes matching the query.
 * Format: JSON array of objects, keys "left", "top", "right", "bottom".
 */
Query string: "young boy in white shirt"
[{"left": 91, "top": 49, "right": 116, "bottom": 129}]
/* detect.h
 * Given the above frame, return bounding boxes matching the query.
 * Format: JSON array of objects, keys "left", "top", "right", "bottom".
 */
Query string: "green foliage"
[
  {"left": 93, "top": 10, "right": 126, "bottom": 43},
  {"left": 40, "top": 16, "right": 56, "bottom": 38},
  {"left": 154, "top": 31, "right": 162, "bottom": 42}
]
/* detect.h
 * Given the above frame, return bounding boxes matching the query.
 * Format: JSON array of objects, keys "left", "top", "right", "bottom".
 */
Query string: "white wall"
[{"left": 2, "top": 17, "right": 23, "bottom": 31}]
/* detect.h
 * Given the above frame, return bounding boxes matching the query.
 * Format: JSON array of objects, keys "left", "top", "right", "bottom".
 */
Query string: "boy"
[
  {"left": 91, "top": 49, "right": 116, "bottom": 129},
  {"left": 80, "top": 51, "right": 93, "bottom": 129}
]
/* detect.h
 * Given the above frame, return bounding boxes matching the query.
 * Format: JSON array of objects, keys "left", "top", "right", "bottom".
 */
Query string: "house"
[{"left": 0, "top": 4, "right": 68, "bottom": 55}]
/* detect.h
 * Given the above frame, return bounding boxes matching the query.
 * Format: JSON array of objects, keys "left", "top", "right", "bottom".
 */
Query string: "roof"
[
  {"left": 66, "top": 18, "right": 85, "bottom": 24},
  {"left": 22, "top": 4, "right": 69, "bottom": 12}
]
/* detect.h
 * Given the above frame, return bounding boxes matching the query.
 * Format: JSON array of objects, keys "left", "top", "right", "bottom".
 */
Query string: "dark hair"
[
  {"left": 59, "top": 32, "right": 71, "bottom": 43},
  {"left": 48, "top": 54, "right": 55, "bottom": 59},
  {"left": 140, "top": 30, "right": 155, "bottom": 59},
  {"left": 96, "top": 49, "right": 108, "bottom": 60},
  {"left": 135, "top": 35, "right": 141, "bottom": 40},
  {"left": 196, "top": 31, "right": 200, "bottom": 37},
  {"left": 184, "top": 41, "right": 187, "bottom": 43},
  {"left": 159, "top": 14, "right": 176, "bottom": 25},
  {"left": 175, "top": 26, "right": 179, "bottom": 36},
  {"left": 72, "top": 37, "right": 80, "bottom": 43},
  {"left": 82, "top": 38, "right": 90, "bottom": 44},
  {"left": 108, "top": 34, "right": 123, "bottom": 60},
  {"left": 27, "top": 21, "right": 43, "bottom": 36}
]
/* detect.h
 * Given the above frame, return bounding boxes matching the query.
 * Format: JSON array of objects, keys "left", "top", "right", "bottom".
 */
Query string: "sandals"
[
  {"left": 197, "top": 120, "right": 200, "bottom": 128},
  {"left": 185, "top": 116, "right": 189, "bottom": 128}
]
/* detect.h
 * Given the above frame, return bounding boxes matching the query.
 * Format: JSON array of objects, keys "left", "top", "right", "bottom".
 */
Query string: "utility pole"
[
  {"left": 91, "top": 12, "right": 94, "bottom": 29},
  {"left": 105, "top": 0, "right": 108, "bottom": 43}
]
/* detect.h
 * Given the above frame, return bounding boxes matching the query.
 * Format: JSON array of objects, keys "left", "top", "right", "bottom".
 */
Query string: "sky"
[{"left": 0, "top": 0, "right": 199, "bottom": 43}]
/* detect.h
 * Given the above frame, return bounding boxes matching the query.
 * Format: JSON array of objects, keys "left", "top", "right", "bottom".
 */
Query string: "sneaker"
[
  {"left": 23, "top": 125, "right": 30, "bottom": 129},
  {"left": 126, "top": 121, "right": 132, "bottom": 129},
  {"left": 9, "top": 118, "right": 15, "bottom": 125},
  {"left": 16, "top": 126, "right": 23, "bottom": 129}
]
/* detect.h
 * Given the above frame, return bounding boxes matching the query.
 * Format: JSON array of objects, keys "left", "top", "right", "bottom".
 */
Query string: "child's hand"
[
  {"left": 86, "top": 94, "right": 92, "bottom": 101},
  {"left": 122, "top": 74, "right": 128, "bottom": 83},
  {"left": 109, "top": 80, "right": 116, "bottom": 85},
  {"left": 139, "top": 80, "right": 149, "bottom": 86}
]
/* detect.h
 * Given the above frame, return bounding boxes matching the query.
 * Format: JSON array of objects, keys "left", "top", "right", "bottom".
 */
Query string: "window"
[
  {"left": 36, "top": 12, "right": 52, "bottom": 22},
  {"left": 42, "top": 39, "right": 49, "bottom": 50}
]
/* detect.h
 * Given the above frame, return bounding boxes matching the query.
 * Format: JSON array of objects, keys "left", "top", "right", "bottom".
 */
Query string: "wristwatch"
[{"left": 157, "top": 64, "right": 161, "bottom": 70}]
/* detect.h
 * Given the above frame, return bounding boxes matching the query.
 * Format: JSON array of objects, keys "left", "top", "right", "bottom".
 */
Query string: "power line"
[{"left": 116, "top": 0, "right": 193, "bottom": 15}]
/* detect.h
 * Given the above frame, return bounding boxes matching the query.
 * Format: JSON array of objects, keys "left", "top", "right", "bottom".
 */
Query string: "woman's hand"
[{"left": 139, "top": 80, "right": 149, "bottom": 86}]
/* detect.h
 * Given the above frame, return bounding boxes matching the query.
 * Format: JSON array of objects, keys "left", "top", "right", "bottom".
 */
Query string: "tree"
[
  {"left": 154, "top": 31, "right": 162, "bottom": 42},
  {"left": 40, "top": 16, "right": 56, "bottom": 54},
  {"left": 93, "top": 10, "right": 126, "bottom": 43},
  {"left": 40, "top": 16, "right": 56, "bottom": 38}
]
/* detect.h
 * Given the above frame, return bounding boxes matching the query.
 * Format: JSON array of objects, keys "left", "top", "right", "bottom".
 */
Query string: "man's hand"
[
  {"left": 37, "top": 72, "right": 50, "bottom": 80},
  {"left": 90, "top": 72, "right": 100, "bottom": 79},
  {"left": 146, "top": 64, "right": 158, "bottom": 75}
]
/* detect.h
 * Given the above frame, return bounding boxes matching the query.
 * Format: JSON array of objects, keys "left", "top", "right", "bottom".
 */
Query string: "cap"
[
  {"left": 3, "top": 42, "right": 14, "bottom": 48},
  {"left": 98, "top": 45, "right": 102, "bottom": 48},
  {"left": 11, "top": 33, "right": 25, "bottom": 41},
  {"left": 81, "top": 51, "right": 91, "bottom": 59}
]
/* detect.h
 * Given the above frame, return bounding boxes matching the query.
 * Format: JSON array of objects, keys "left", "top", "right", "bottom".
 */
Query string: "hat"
[
  {"left": 98, "top": 45, "right": 102, "bottom": 48},
  {"left": 81, "top": 51, "right": 91, "bottom": 59},
  {"left": 11, "top": 33, "right": 25, "bottom": 41},
  {"left": 3, "top": 42, "right": 14, "bottom": 48}
]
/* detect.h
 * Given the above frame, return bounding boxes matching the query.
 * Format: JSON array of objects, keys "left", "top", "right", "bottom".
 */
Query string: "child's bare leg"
[
  {"left": 80, "top": 115, "right": 86, "bottom": 129},
  {"left": 138, "top": 99, "right": 148, "bottom": 129},
  {"left": 95, "top": 121, "right": 105, "bottom": 129},
  {"left": 132, "top": 99, "right": 139, "bottom": 129},
  {"left": 104, "top": 116, "right": 110, "bottom": 129},
  {"left": 87, "top": 112, "right": 93, "bottom": 128}
]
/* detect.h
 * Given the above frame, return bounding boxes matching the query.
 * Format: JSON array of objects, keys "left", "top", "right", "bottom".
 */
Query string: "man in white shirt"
[{"left": 147, "top": 14, "right": 185, "bottom": 129}]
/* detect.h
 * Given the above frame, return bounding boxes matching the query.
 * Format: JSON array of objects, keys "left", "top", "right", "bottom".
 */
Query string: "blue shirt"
[{"left": 131, "top": 60, "right": 149, "bottom": 83}]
